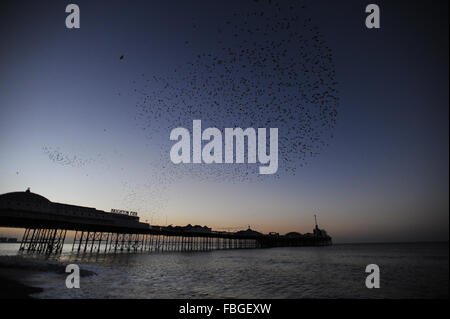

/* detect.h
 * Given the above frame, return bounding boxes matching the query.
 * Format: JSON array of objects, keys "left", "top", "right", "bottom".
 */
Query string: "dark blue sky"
[{"left": 0, "top": 0, "right": 448, "bottom": 242}]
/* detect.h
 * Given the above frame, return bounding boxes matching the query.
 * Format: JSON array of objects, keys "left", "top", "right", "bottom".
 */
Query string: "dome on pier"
[{"left": 0, "top": 190, "right": 52, "bottom": 204}]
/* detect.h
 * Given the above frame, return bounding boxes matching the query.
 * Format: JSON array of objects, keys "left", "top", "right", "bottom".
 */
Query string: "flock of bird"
[
  {"left": 41, "top": 1, "right": 340, "bottom": 220},
  {"left": 132, "top": 0, "right": 339, "bottom": 183},
  {"left": 42, "top": 146, "right": 94, "bottom": 169}
]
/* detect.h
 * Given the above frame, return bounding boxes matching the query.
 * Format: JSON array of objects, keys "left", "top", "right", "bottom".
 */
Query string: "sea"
[{"left": 0, "top": 242, "right": 448, "bottom": 299}]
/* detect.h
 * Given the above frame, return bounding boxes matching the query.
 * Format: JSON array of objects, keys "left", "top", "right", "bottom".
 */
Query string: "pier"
[{"left": 0, "top": 190, "right": 332, "bottom": 254}]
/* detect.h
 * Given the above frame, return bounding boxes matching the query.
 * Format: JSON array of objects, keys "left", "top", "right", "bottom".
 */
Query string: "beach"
[
  {"left": 0, "top": 272, "right": 43, "bottom": 299},
  {"left": 0, "top": 254, "right": 95, "bottom": 298}
]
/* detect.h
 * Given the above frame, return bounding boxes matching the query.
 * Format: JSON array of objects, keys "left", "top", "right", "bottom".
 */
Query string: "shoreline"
[
  {"left": 0, "top": 272, "right": 43, "bottom": 299},
  {"left": 0, "top": 255, "right": 96, "bottom": 299}
]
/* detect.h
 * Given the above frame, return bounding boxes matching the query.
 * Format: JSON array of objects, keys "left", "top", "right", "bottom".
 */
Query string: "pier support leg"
[{"left": 19, "top": 229, "right": 30, "bottom": 251}]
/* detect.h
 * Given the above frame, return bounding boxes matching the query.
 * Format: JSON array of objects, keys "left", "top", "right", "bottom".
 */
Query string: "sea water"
[{"left": 0, "top": 242, "right": 448, "bottom": 299}]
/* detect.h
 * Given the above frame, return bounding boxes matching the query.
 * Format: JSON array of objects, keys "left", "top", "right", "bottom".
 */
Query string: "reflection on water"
[{"left": 0, "top": 242, "right": 448, "bottom": 298}]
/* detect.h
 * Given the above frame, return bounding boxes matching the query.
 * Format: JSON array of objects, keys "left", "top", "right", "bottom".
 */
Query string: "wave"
[{"left": 0, "top": 255, "right": 96, "bottom": 277}]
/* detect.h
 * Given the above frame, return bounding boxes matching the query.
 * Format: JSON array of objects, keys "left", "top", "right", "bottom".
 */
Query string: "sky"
[{"left": 0, "top": 0, "right": 448, "bottom": 243}]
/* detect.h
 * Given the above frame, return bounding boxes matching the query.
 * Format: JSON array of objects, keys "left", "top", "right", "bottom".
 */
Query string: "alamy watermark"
[
  {"left": 169, "top": 120, "right": 278, "bottom": 175},
  {"left": 365, "top": 264, "right": 380, "bottom": 289},
  {"left": 65, "top": 264, "right": 80, "bottom": 288},
  {"left": 65, "top": 4, "right": 80, "bottom": 29},
  {"left": 365, "top": 4, "right": 381, "bottom": 29}
]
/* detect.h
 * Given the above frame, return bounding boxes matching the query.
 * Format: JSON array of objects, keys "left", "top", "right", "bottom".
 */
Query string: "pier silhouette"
[{"left": 0, "top": 190, "right": 331, "bottom": 254}]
